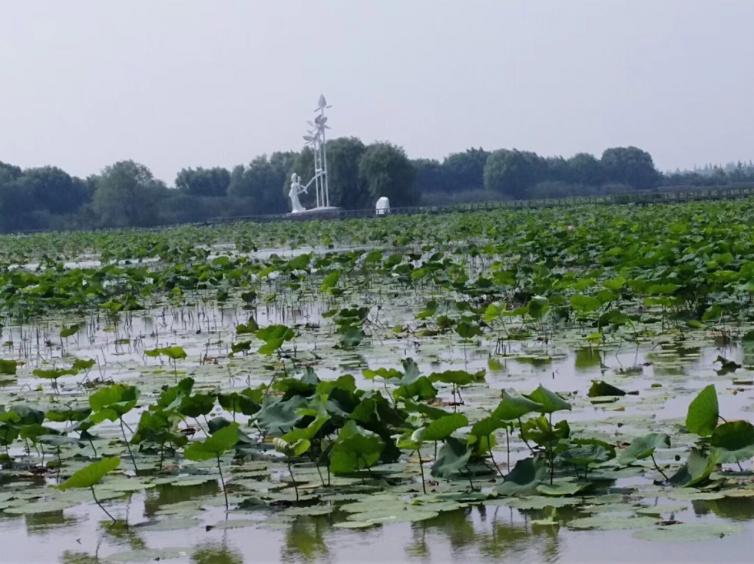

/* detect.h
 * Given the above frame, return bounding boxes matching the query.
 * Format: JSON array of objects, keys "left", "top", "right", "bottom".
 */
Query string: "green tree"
[
  {"left": 17, "top": 167, "right": 89, "bottom": 214},
  {"left": 92, "top": 161, "right": 165, "bottom": 227},
  {"left": 175, "top": 167, "right": 230, "bottom": 197},
  {"left": 544, "top": 156, "right": 571, "bottom": 184},
  {"left": 326, "top": 137, "right": 369, "bottom": 208},
  {"left": 0, "top": 162, "right": 27, "bottom": 231},
  {"left": 229, "top": 152, "right": 296, "bottom": 214},
  {"left": 443, "top": 148, "right": 489, "bottom": 191},
  {"left": 601, "top": 146, "right": 660, "bottom": 189},
  {"left": 567, "top": 153, "right": 604, "bottom": 186},
  {"left": 412, "top": 158, "right": 449, "bottom": 193},
  {"left": 358, "top": 143, "right": 418, "bottom": 206},
  {"left": 483, "top": 149, "right": 545, "bottom": 198},
  {"left": 0, "top": 179, "right": 34, "bottom": 232},
  {"left": 0, "top": 162, "right": 22, "bottom": 185}
]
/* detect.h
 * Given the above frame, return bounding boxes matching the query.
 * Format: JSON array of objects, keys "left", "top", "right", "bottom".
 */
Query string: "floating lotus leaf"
[
  {"left": 633, "top": 523, "right": 743, "bottom": 542},
  {"left": 567, "top": 515, "right": 657, "bottom": 530}
]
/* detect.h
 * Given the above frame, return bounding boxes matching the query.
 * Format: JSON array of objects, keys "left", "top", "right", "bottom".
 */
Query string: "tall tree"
[
  {"left": 567, "top": 153, "right": 604, "bottom": 186},
  {"left": 358, "top": 143, "right": 418, "bottom": 207},
  {"left": 542, "top": 156, "right": 571, "bottom": 183},
  {"left": 0, "top": 162, "right": 27, "bottom": 231},
  {"left": 0, "top": 161, "right": 22, "bottom": 185},
  {"left": 442, "top": 148, "right": 489, "bottom": 191},
  {"left": 92, "top": 161, "right": 165, "bottom": 227},
  {"left": 325, "top": 137, "right": 369, "bottom": 209},
  {"left": 601, "top": 147, "right": 660, "bottom": 188},
  {"left": 16, "top": 167, "right": 89, "bottom": 214},
  {"left": 0, "top": 180, "right": 34, "bottom": 232},
  {"left": 484, "top": 149, "right": 545, "bottom": 198},
  {"left": 229, "top": 152, "right": 296, "bottom": 214},
  {"left": 175, "top": 167, "right": 230, "bottom": 197},
  {"left": 412, "top": 159, "right": 449, "bottom": 193}
]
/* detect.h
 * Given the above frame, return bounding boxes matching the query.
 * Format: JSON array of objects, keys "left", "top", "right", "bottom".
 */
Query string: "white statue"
[
  {"left": 288, "top": 173, "right": 307, "bottom": 213},
  {"left": 288, "top": 95, "right": 338, "bottom": 214}
]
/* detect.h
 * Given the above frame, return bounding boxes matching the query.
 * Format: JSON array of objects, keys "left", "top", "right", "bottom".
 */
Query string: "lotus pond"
[{"left": 3, "top": 200, "right": 754, "bottom": 562}]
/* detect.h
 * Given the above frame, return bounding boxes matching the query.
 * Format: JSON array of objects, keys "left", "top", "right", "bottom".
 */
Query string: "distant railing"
[
  {"left": 7, "top": 184, "right": 754, "bottom": 236},
  {"left": 206, "top": 185, "right": 754, "bottom": 225}
]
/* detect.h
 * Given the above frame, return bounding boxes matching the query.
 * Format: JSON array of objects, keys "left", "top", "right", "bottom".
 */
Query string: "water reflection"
[
  {"left": 574, "top": 347, "right": 602, "bottom": 370},
  {"left": 742, "top": 343, "right": 754, "bottom": 367},
  {"left": 281, "top": 515, "right": 331, "bottom": 562},
  {"left": 191, "top": 542, "right": 243, "bottom": 564},
  {"left": 143, "top": 481, "right": 219, "bottom": 517},
  {"left": 102, "top": 520, "right": 146, "bottom": 551},
  {"left": 405, "top": 508, "right": 476, "bottom": 558},
  {"left": 60, "top": 551, "right": 100, "bottom": 564},
  {"left": 694, "top": 497, "right": 754, "bottom": 521},
  {"left": 3, "top": 486, "right": 754, "bottom": 563},
  {"left": 271, "top": 505, "right": 568, "bottom": 563},
  {"left": 405, "top": 506, "right": 561, "bottom": 562},
  {"left": 24, "top": 510, "right": 79, "bottom": 535}
]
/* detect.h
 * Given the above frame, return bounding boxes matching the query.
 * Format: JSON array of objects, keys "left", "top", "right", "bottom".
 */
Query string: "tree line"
[{"left": 1, "top": 139, "right": 752, "bottom": 232}]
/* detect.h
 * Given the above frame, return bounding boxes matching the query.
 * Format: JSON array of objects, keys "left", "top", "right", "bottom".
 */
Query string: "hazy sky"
[{"left": 1, "top": 1, "right": 753, "bottom": 182}]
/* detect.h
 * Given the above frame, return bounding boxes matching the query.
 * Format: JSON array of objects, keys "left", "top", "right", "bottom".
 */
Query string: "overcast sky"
[{"left": 1, "top": 1, "right": 753, "bottom": 182}]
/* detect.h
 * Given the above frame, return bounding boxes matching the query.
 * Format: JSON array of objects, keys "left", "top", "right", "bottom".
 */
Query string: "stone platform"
[{"left": 287, "top": 207, "right": 342, "bottom": 219}]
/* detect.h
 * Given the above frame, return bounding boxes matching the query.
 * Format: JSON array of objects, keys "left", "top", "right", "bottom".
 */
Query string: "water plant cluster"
[{"left": 2, "top": 199, "right": 754, "bottom": 559}]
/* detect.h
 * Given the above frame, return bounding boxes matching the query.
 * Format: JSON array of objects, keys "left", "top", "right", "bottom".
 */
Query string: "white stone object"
[
  {"left": 292, "top": 94, "right": 334, "bottom": 213},
  {"left": 288, "top": 173, "right": 307, "bottom": 213},
  {"left": 376, "top": 196, "right": 390, "bottom": 216}
]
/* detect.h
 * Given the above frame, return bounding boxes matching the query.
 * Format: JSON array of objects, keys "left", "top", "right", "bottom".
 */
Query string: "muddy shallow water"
[
  {"left": 3, "top": 470, "right": 754, "bottom": 563},
  {"left": 2, "top": 294, "right": 754, "bottom": 562}
]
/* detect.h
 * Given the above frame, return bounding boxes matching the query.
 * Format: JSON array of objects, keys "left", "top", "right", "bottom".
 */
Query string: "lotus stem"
[
  {"left": 650, "top": 453, "right": 669, "bottom": 481},
  {"left": 288, "top": 460, "right": 299, "bottom": 502},
  {"left": 416, "top": 450, "right": 427, "bottom": 494},
  {"left": 311, "top": 454, "right": 327, "bottom": 487},
  {"left": 518, "top": 418, "right": 535, "bottom": 453},
  {"left": 216, "top": 455, "right": 229, "bottom": 511},
  {"left": 91, "top": 486, "right": 116, "bottom": 523},
  {"left": 505, "top": 427, "right": 511, "bottom": 470},
  {"left": 192, "top": 417, "right": 207, "bottom": 436},
  {"left": 119, "top": 417, "right": 138, "bottom": 473},
  {"left": 488, "top": 443, "right": 503, "bottom": 478},
  {"left": 87, "top": 436, "right": 98, "bottom": 458},
  {"left": 465, "top": 465, "right": 475, "bottom": 491}
]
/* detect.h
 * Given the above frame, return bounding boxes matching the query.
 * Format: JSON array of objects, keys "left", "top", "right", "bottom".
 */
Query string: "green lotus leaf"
[{"left": 59, "top": 456, "right": 120, "bottom": 490}]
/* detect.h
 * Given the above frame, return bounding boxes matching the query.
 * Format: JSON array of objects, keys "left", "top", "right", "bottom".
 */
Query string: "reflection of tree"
[
  {"left": 60, "top": 551, "right": 100, "bottom": 564},
  {"left": 694, "top": 498, "right": 754, "bottom": 521},
  {"left": 539, "top": 523, "right": 560, "bottom": 562},
  {"left": 282, "top": 516, "right": 330, "bottom": 562},
  {"left": 407, "top": 506, "right": 561, "bottom": 561},
  {"left": 395, "top": 505, "right": 569, "bottom": 561},
  {"left": 404, "top": 526, "right": 429, "bottom": 559},
  {"left": 574, "top": 347, "right": 602, "bottom": 370},
  {"left": 191, "top": 542, "right": 243, "bottom": 564},
  {"left": 742, "top": 343, "right": 754, "bottom": 369},
  {"left": 143, "top": 481, "right": 219, "bottom": 517},
  {"left": 477, "top": 506, "right": 560, "bottom": 561},
  {"left": 414, "top": 508, "right": 477, "bottom": 553},
  {"left": 103, "top": 520, "right": 146, "bottom": 551},
  {"left": 480, "top": 510, "right": 531, "bottom": 559},
  {"left": 24, "top": 510, "right": 76, "bottom": 535}
]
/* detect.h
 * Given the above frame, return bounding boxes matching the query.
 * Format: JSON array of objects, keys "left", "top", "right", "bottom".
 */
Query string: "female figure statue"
[{"left": 289, "top": 173, "right": 307, "bottom": 213}]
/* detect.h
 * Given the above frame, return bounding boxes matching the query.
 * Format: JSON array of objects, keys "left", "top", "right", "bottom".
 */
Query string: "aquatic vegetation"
[
  {"left": 1, "top": 199, "right": 754, "bottom": 559},
  {"left": 59, "top": 456, "right": 121, "bottom": 522}
]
